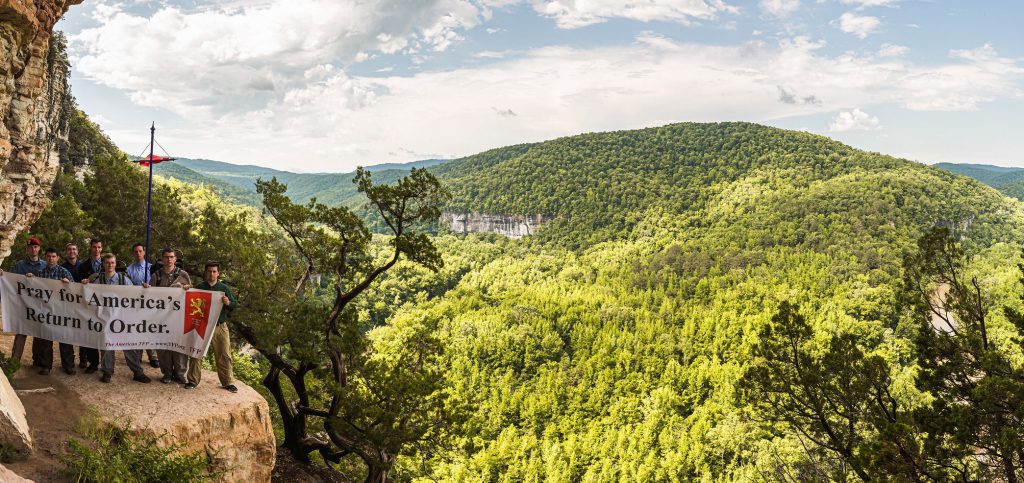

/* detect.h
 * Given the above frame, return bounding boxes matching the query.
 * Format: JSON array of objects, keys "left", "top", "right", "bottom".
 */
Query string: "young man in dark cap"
[{"left": 5, "top": 237, "right": 46, "bottom": 370}]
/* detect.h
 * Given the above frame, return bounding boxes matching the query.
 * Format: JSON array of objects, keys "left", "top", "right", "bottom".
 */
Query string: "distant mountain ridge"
[
  {"left": 433, "top": 122, "right": 1024, "bottom": 247},
  {"left": 151, "top": 157, "right": 448, "bottom": 208},
  {"left": 935, "top": 162, "right": 1024, "bottom": 200},
  {"left": 152, "top": 127, "right": 1024, "bottom": 250}
]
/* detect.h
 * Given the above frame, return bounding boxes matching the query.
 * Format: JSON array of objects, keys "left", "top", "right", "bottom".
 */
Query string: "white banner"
[{"left": 0, "top": 273, "right": 223, "bottom": 358}]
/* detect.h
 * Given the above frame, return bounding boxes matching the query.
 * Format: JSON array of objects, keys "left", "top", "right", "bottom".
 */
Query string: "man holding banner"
[
  {"left": 1, "top": 253, "right": 224, "bottom": 384},
  {"left": 24, "top": 248, "right": 74, "bottom": 375},
  {"left": 146, "top": 248, "right": 192, "bottom": 385},
  {"left": 75, "top": 238, "right": 104, "bottom": 373},
  {"left": 83, "top": 253, "right": 149, "bottom": 384},
  {"left": 186, "top": 261, "right": 237, "bottom": 392},
  {"left": 8, "top": 237, "right": 46, "bottom": 372},
  {"left": 126, "top": 243, "right": 160, "bottom": 369}
]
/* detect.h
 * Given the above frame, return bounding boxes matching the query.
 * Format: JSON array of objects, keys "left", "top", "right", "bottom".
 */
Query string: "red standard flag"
[
  {"left": 137, "top": 154, "right": 174, "bottom": 167},
  {"left": 183, "top": 291, "right": 212, "bottom": 338}
]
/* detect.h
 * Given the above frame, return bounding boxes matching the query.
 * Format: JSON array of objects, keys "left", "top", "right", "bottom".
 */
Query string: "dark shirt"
[
  {"left": 61, "top": 259, "right": 83, "bottom": 277},
  {"left": 77, "top": 257, "right": 102, "bottom": 282},
  {"left": 11, "top": 258, "right": 45, "bottom": 275},
  {"left": 196, "top": 280, "right": 237, "bottom": 324}
]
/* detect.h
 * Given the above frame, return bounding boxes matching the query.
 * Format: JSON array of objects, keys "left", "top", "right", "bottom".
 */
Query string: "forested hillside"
[
  {"left": 936, "top": 162, "right": 1024, "bottom": 200},
  {"left": 395, "top": 123, "right": 1024, "bottom": 480},
  {"left": 439, "top": 123, "right": 1020, "bottom": 249},
  {"left": 22, "top": 114, "right": 1024, "bottom": 481}
]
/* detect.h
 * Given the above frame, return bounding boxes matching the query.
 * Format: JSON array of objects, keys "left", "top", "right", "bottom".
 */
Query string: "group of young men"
[{"left": 3, "top": 237, "right": 239, "bottom": 393}]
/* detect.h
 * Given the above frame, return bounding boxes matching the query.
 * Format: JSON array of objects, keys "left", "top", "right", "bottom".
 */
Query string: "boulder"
[
  {"left": 55, "top": 364, "right": 276, "bottom": 482},
  {"left": 1, "top": 333, "right": 276, "bottom": 482},
  {"left": 0, "top": 367, "right": 31, "bottom": 457},
  {"left": 0, "top": 463, "right": 32, "bottom": 482}
]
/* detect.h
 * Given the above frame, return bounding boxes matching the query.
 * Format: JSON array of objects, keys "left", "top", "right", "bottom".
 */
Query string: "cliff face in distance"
[
  {"left": 442, "top": 211, "right": 550, "bottom": 238},
  {"left": 0, "top": 0, "right": 80, "bottom": 262}
]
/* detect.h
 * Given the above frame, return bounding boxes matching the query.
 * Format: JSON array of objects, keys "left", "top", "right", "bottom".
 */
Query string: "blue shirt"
[
  {"left": 89, "top": 272, "right": 134, "bottom": 286},
  {"left": 126, "top": 261, "right": 153, "bottom": 285},
  {"left": 11, "top": 258, "right": 45, "bottom": 275},
  {"left": 38, "top": 264, "right": 73, "bottom": 281}
]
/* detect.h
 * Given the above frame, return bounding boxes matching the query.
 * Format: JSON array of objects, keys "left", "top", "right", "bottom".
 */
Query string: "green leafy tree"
[
  {"left": 741, "top": 302, "right": 942, "bottom": 481},
  {"left": 234, "top": 168, "right": 456, "bottom": 482},
  {"left": 903, "top": 227, "right": 1024, "bottom": 482}
]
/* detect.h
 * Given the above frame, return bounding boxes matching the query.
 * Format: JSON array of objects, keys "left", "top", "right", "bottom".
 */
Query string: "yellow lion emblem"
[{"left": 189, "top": 297, "right": 206, "bottom": 317}]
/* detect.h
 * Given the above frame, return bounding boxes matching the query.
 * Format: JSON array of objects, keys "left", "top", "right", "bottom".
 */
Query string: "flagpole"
[{"left": 145, "top": 122, "right": 154, "bottom": 285}]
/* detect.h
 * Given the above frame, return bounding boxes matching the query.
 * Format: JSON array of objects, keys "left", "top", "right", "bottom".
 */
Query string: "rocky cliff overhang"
[
  {"left": 1, "top": 333, "right": 277, "bottom": 482},
  {"left": 0, "top": 0, "right": 81, "bottom": 262}
]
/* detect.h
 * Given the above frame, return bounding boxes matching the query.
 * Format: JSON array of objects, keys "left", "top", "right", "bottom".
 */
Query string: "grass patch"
[
  {"left": 0, "top": 350, "right": 21, "bottom": 379},
  {"left": 62, "top": 413, "right": 219, "bottom": 483}
]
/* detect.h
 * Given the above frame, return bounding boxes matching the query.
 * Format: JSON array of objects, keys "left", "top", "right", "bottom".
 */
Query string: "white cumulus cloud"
[
  {"left": 90, "top": 35, "right": 1022, "bottom": 171},
  {"left": 878, "top": 43, "right": 908, "bottom": 57},
  {"left": 837, "top": 11, "right": 880, "bottom": 38},
  {"left": 829, "top": 108, "right": 880, "bottom": 131},
  {"left": 65, "top": 1, "right": 1024, "bottom": 171},
  {"left": 760, "top": 0, "right": 799, "bottom": 17},
  {"left": 530, "top": 0, "right": 739, "bottom": 28},
  {"left": 840, "top": 0, "right": 896, "bottom": 7},
  {"left": 70, "top": 0, "right": 486, "bottom": 118}
]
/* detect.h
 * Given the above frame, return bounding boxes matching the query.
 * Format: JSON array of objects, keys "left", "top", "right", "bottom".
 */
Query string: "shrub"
[
  {"left": 63, "top": 414, "right": 218, "bottom": 483},
  {"left": 0, "top": 350, "right": 20, "bottom": 380}
]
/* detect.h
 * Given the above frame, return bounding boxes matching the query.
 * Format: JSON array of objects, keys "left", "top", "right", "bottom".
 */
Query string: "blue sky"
[{"left": 58, "top": 1, "right": 1024, "bottom": 172}]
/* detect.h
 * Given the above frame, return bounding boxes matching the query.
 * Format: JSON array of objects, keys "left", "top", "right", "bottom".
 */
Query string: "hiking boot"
[
  {"left": 100, "top": 373, "right": 111, "bottom": 383},
  {"left": 84, "top": 366, "right": 98, "bottom": 374},
  {"left": 222, "top": 384, "right": 238, "bottom": 394},
  {"left": 161, "top": 374, "right": 173, "bottom": 384},
  {"left": 183, "top": 383, "right": 196, "bottom": 390},
  {"left": 38, "top": 368, "right": 51, "bottom": 376},
  {"left": 171, "top": 375, "right": 187, "bottom": 385},
  {"left": 63, "top": 367, "right": 76, "bottom": 376},
  {"left": 149, "top": 359, "right": 160, "bottom": 368},
  {"left": 132, "top": 373, "right": 151, "bottom": 383}
]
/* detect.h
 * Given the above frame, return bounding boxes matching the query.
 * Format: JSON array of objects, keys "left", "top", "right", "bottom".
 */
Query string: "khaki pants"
[{"left": 187, "top": 322, "right": 233, "bottom": 387}]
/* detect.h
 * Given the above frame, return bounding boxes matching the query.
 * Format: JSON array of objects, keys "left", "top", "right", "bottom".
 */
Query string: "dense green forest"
[
  {"left": 18, "top": 105, "right": 1024, "bottom": 481},
  {"left": 937, "top": 162, "right": 1024, "bottom": 200},
  {"left": 395, "top": 123, "right": 1024, "bottom": 480}
]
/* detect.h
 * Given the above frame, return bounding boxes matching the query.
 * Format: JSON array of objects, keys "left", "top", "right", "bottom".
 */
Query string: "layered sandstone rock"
[
  {"left": 55, "top": 365, "right": 276, "bottom": 482},
  {"left": 1, "top": 332, "right": 276, "bottom": 482},
  {"left": 0, "top": 368, "right": 31, "bottom": 456},
  {"left": 442, "top": 211, "right": 550, "bottom": 238},
  {"left": 0, "top": 0, "right": 81, "bottom": 262}
]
